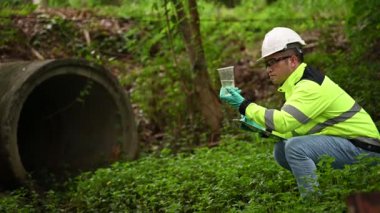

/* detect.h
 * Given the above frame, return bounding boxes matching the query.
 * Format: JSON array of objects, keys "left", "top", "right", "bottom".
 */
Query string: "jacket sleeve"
[{"left": 243, "top": 80, "right": 331, "bottom": 134}]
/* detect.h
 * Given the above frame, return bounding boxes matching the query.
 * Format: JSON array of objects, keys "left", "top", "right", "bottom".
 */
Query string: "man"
[{"left": 219, "top": 27, "right": 380, "bottom": 197}]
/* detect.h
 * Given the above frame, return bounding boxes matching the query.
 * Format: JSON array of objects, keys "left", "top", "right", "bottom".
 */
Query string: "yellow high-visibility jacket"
[{"left": 239, "top": 63, "right": 380, "bottom": 145}]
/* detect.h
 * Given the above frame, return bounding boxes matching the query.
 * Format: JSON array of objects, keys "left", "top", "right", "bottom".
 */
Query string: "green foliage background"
[{"left": 1, "top": 0, "right": 380, "bottom": 211}]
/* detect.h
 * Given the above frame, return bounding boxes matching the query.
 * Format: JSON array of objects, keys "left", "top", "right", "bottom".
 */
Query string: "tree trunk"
[{"left": 172, "top": 0, "right": 223, "bottom": 143}]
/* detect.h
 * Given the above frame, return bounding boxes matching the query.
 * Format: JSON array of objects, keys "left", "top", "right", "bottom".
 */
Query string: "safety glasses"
[{"left": 265, "top": 56, "right": 291, "bottom": 68}]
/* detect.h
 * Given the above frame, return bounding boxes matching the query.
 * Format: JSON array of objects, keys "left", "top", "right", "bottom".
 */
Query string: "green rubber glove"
[{"left": 219, "top": 87, "right": 245, "bottom": 109}]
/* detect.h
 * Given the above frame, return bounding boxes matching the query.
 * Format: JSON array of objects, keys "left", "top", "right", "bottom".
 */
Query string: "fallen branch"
[{"left": 30, "top": 47, "right": 44, "bottom": 60}]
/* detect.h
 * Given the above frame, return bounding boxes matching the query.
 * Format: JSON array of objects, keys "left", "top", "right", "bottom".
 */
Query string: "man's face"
[{"left": 264, "top": 52, "right": 295, "bottom": 85}]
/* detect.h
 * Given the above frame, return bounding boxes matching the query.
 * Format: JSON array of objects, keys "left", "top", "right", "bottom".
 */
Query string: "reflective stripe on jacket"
[{"left": 240, "top": 63, "right": 380, "bottom": 143}]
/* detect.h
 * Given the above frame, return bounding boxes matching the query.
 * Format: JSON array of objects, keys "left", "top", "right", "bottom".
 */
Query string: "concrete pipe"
[{"left": 0, "top": 59, "right": 138, "bottom": 189}]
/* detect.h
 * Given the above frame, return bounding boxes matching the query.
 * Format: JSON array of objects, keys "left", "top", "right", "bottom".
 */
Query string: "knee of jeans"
[{"left": 284, "top": 137, "right": 305, "bottom": 157}]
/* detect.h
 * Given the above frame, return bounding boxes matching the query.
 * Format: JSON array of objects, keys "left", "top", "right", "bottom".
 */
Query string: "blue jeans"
[{"left": 273, "top": 135, "right": 380, "bottom": 197}]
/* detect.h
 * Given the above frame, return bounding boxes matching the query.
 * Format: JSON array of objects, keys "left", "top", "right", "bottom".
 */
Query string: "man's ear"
[{"left": 289, "top": 55, "right": 298, "bottom": 69}]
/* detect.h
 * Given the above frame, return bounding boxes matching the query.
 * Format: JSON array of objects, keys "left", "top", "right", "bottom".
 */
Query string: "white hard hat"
[{"left": 258, "top": 27, "right": 306, "bottom": 61}]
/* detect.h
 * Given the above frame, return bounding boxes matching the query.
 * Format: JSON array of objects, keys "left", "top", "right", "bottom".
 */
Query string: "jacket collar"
[{"left": 278, "top": 62, "right": 307, "bottom": 93}]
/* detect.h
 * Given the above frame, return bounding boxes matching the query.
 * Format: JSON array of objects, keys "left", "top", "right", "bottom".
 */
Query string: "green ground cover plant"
[{"left": 1, "top": 136, "right": 380, "bottom": 212}]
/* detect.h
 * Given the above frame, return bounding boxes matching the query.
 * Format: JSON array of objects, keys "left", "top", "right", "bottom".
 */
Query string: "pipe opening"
[{"left": 17, "top": 74, "right": 123, "bottom": 178}]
